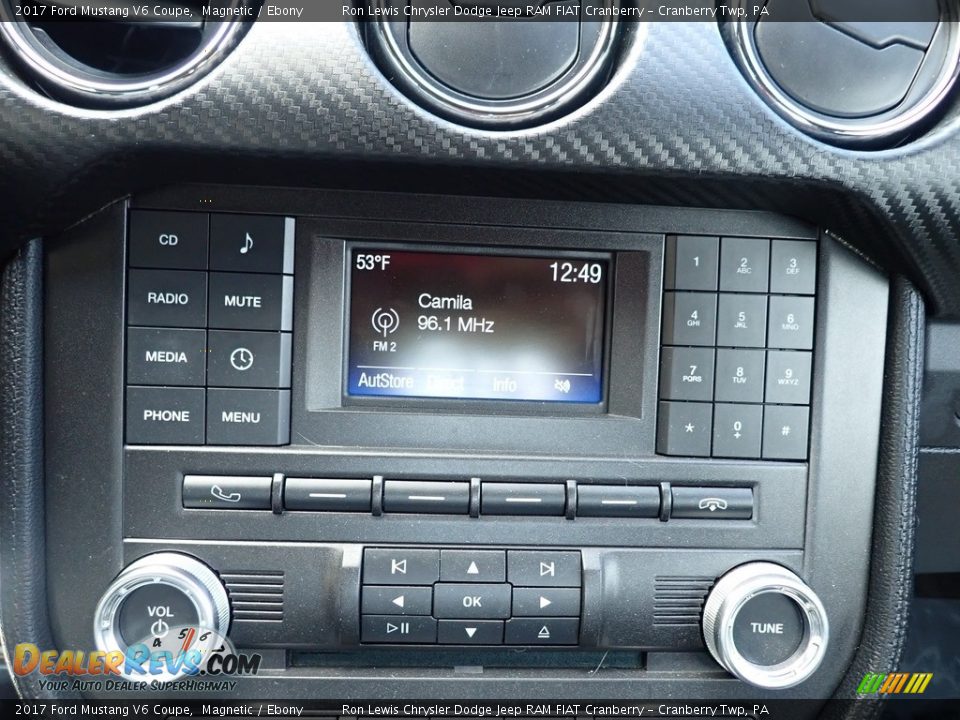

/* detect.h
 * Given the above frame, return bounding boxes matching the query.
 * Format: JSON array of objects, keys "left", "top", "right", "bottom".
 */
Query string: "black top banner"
[{"left": 0, "top": 0, "right": 947, "bottom": 24}]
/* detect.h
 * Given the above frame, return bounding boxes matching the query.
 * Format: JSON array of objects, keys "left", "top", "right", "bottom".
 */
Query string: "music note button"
[{"left": 209, "top": 214, "right": 292, "bottom": 274}]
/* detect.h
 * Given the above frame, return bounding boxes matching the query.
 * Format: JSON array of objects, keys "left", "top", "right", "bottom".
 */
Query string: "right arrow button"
[{"left": 512, "top": 587, "right": 581, "bottom": 617}]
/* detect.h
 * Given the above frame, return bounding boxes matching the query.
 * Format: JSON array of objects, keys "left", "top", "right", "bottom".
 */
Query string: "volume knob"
[
  {"left": 702, "top": 562, "right": 829, "bottom": 689},
  {"left": 93, "top": 553, "right": 231, "bottom": 677}
]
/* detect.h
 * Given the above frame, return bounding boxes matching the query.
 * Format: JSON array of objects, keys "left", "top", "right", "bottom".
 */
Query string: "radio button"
[
  {"left": 505, "top": 617, "right": 579, "bottom": 645},
  {"left": 661, "top": 292, "right": 717, "bottom": 347},
  {"left": 207, "top": 330, "right": 292, "bottom": 389},
  {"left": 507, "top": 551, "right": 581, "bottom": 588},
  {"left": 383, "top": 480, "right": 470, "bottom": 514},
  {"left": 361, "top": 586, "right": 432, "bottom": 616},
  {"left": 210, "top": 214, "right": 293, "bottom": 275},
  {"left": 440, "top": 550, "right": 506, "bottom": 583},
  {"left": 206, "top": 388, "right": 290, "bottom": 446},
  {"left": 126, "top": 328, "right": 206, "bottom": 387},
  {"left": 512, "top": 587, "right": 581, "bottom": 617},
  {"left": 481, "top": 483, "right": 565, "bottom": 516},
  {"left": 434, "top": 583, "right": 511, "bottom": 619},
  {"left": 665, "top": 235, "right": 719, "bottom": 291},
  {"left": 126, "top": 386, "right": 205, "bottom": 445},
  {"left": 361, "top": 615, "right": 436, "bottom": 644},
  {"left": 284, "top": 478, "right": 372, "bottom": 512},
  {"left": 577, "top": 486, "right": 660, "bottom": 518},
  {"left": 208, "top": 272, "right": 293, "bottom": 332},
  {"left": 182, "top": 475, "right": 272, "bottom": 510},
  {"left": 656, "top": 401, "right": 712, "bottom": 457},
  {"left": 128, "top": 269, "right": 207, "bottom": 328},
  {"left": 128, "top": 210, "right": 208, "bottom": 271},
  {"left": 363, "top": 549, "right": 440, "bottom": 586},
  {"left": 659, "top": 347, "right": 714, "bottom": 402},
  {"left": 720, "top": 237, "right": 770, "bottom": 293},
  {"left": 671, "top": 487, "right": 754, "bottom": 520},
  {"left": 438, "top": 619, "right": 504, "bottom": 645}
]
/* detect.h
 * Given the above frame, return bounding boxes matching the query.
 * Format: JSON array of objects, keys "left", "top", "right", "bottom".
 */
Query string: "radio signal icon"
[
  {"left": 372, "top": 307, "right": 400, "bottom": 338},
  {"left": 554, "top": 378, "right": 571, "bottom": 394}
]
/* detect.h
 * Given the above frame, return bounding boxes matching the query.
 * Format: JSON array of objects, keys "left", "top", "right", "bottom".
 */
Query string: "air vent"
[
  {"left": 723, "top": 0, "right": 960, "bottom": 146},
  {"left": 222, "top": 571, "right": 284, "bottom": 623},
  {"left": 0, "top": 0, "right": 255, "bottom": 107},
  {"left": 652, "top": 575, "right": 713, "bottom": 627}
]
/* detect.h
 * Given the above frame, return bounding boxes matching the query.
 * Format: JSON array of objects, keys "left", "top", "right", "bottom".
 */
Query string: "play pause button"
[
  {"left": 361, "top": 615, "right": 436, "bottom": 643},
  {"left": 438, "top": 620, "right": 504, "bottom": 645}
]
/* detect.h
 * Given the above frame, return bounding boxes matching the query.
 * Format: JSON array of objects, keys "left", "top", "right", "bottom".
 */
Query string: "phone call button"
[
  {"left": 671, "top": 487, "right": 754, "bottom": 520},
  {"left": 182, "top": 475, "right": 273, "bottom": 510}
]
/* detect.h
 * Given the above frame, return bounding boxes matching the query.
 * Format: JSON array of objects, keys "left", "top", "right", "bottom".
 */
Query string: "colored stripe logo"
[{"left": 858, "top": 672, "right": 933, "bottom": 694}]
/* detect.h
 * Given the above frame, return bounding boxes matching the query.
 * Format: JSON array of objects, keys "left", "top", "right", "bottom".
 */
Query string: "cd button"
[
  {"left": 363, "top": 549, "right": 440, "bottom": 586},
  {"left": 440, "top": 550, "right": 506, "bottom": 582},
  {"left": 433, "top": 583, "right": 511, "bottom": 620},
  {"left": 480, "top": 482, "right": 565, "bottom": 516},
  {"left": 507, "top": 550, "right": 581, "bottom": 587},
  {"left": 128, "top": 210, "right": 208, "bottom": 270}
]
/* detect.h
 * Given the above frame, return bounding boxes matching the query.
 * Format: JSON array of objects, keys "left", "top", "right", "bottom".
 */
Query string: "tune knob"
[
  {"left": 93, "top": 553, "right": 231, "bottom": 678},
  {"left": 702, "top": 562, "right": 829, "bottom": 689}
]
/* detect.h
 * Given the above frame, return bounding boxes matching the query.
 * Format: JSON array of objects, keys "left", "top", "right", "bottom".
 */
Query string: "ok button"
[{"left": 433, "top": 583, "right": 511, "bottom": 619}]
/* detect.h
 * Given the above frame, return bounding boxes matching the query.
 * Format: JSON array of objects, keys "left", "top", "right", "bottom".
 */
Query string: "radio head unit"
[{"left": 346, "top": 247, "right": 610, "bottom": 404}]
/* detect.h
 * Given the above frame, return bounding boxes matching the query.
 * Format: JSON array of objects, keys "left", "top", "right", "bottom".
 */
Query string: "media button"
[
  {"left": 207, "top": 272, "right": 293, "bottom": 331},
  {"left": 128, "top": 269, "right": 207, "bottom": 328},
  {"left": 182, "top": 475, "right": 272, "bottom": 510},
  {"left": 128, "top": 210, "right": 208, "bottom": 270},
  {"left": 363, "top": 549, "right": 440, "bottom": 586},
  {"left": 126, "top": 386, "right": 205, "bottom": 445},
  {"left": 126, "top": 327, "right": 206, "bottom": 387},
  {"left": 205, "top": 388, "right": 290, "bottom": 446}
]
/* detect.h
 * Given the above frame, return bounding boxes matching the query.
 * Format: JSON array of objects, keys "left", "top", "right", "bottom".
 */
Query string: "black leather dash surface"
[
  {"left": 826, "top": 277, "right": 924, "bottom": 713},
  {"left": 0, "top": 240, "right": 73, "bottom": 699}
]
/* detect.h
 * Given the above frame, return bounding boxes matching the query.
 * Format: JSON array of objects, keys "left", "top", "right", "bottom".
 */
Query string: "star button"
[{"left": 684, "top": 423, "right": 695, "bottom": 433}]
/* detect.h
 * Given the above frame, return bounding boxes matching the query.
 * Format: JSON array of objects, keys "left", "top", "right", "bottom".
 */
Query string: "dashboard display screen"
[{"left": 347, "top": 248, "right": 609, "bottom": 403}]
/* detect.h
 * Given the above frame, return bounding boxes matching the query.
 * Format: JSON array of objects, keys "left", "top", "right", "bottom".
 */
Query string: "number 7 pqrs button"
[{"left": 659, "top": 347, "right": 715, "bottom": 402}]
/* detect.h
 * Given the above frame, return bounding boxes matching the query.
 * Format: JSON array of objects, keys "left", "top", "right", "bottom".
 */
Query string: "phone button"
[
  {"left": 182, "top": 475, "right": 272, "bottom": 510},
  {"left": 671, "top": 487, "right": 754, "bottom": 520}
]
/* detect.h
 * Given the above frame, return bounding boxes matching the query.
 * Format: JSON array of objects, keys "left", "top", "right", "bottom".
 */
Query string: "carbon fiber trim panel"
[{"left": 0, "top": 18, "right": 959, "bottom": 318}]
